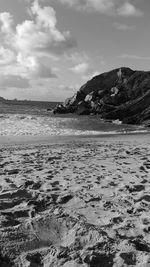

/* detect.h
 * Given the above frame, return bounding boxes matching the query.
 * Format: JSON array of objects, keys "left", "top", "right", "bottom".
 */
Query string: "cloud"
[
  {"left": 13, "top": 0, "right": 76, "bottom": 57},
  {"left": 70, "top": 62, "right": 90, "bottom": 74},
  {"left": 58, "top": 84, "right": 80, "bottom": 94},
  {"left": 0, "top": 0, "right": 76, "bottom": 89},
  {"left": 0, "top": 46, "right": 15, "bottom": 65},
  {"left": 59, "top": 0, "right": 115, "bottom": 14},
  {"left": 57, "top": 0, "right": 143, "bottom": 17},
  {"left": 59, "top": 84, "right": 75, "bottom": 91},
  {"left": 0, "top": 75, "right": 30, "bottom": 89},
  {"left": 0, "top": 51, "right": 57, "bottom": 80},
  {"left": 120, "top": 54, "right": 150, "bottom": 60},
  {"left": 66, "top": 51, "right": 89, "bottom": 64},
  {"left": 69, "top": 53, "right": 105, "bottom": 80},
  {"left": 0, "top": 12, "right": 13, "bottom": 33},
  {"left": 33, "top": 63, "right": 57, "bottom": 78},
  {"left": 113, "top": 22, "right": 135, "bottom": 31},
  {"left": 117, "top": 2, "right": 142, "bottom": 17},
  {"left": 17, "top": 53, "right": 57, "bottom": 78},
  {"left": 82, "top": 70, "right": 100, "bottom": 81}
]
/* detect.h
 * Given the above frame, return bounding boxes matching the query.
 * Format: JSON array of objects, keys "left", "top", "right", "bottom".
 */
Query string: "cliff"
[{"left": 54, "top": 67, "right": 150, "bottom": 126}]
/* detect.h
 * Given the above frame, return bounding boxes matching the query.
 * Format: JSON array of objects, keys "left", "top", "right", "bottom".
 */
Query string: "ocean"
[{"left": 0, "top": 100, "right": 148, "bottom": 137}]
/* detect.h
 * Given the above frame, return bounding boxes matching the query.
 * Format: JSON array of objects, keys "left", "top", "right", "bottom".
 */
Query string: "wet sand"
[{"left": 0, "top": 133, "right": 150, "bottom": 266}]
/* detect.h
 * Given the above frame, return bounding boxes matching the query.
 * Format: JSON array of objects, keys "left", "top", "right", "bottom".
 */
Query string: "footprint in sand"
[
  {"left": 143, "top": 161, "right": 150, "bottom": 169},
  {"left": 126, "top": 184, "right": 145, "bottom": 193},
  {"left": 139, "top": 165, "right": 149, "bottom": 173},
  {"left": 43, "top": 246, "right": 58, "bottom": 266},
  {"left": 24, "top": 246, "right": 58, "bottom": 267}
]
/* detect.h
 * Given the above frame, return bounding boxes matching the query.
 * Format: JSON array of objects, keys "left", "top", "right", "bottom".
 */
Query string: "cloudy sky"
[{"left": 0, "top": 0, "right": 149, "bottom": 101}]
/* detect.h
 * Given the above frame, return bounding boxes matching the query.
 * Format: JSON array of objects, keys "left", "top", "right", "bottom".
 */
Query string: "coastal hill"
[
  {"left": 0, "top": 96, "right": 6, "bottom": 102},
  {"left": 54, "top": 67, "right": 150, "bottom": 126}
]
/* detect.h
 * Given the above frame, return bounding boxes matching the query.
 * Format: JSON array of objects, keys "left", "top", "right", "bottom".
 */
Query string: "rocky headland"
[{"left": 54, "top": 67, "right": 150, "bottom": 126}]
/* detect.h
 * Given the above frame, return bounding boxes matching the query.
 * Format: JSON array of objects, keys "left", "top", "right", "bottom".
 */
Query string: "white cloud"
[
  {"left": 0, "top": 0, "right": 76, "bottom": 89},
  {"left": 58, "top": 0, "right": 143, "bottom": 17},
  {"left": 70, "top": 62, "right": 89, "bottom": 74},
  {"left": 69, "top": 53, "right": 105, "bottom": 80},
  {"left": 66, "top": 51, "right": 89, "bottom": 64},
  {"left": 0, "top": 12, "right": 13, "bottom": 33},
  {"left": 113, "top": 22, "right": 135, "bottom": 31},
  {"left": 13, "top": 1, "right": 76, "bottom": 57},
  {"left": 59, "top": 0, "right": 115, "bottom": 14},
  {"left": 0, "top": 46, "right": 15, "bottom": 65},
  {"left": 0, "top": 51, "right": 57, "bottom": 80},
  {"left": 17, "top": 53, "right": 57, "bottom": 78},
  {"left": 117, "top": 2, "right": 142, "bottom": 17}
]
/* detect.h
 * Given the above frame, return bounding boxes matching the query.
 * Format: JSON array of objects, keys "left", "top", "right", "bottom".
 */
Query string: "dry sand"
[{"left": 0, "top": 134, "right": 150, "bottom": 266}]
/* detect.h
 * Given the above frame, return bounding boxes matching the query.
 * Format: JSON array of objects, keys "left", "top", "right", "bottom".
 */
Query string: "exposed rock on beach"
[{"left": 54, "top": 68, "right": 150, "bottom": 126}]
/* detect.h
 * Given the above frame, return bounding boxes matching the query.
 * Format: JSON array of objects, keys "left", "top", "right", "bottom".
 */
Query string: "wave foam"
[{"left": 0, "top": 113, "right": 149, "bottom": 137}]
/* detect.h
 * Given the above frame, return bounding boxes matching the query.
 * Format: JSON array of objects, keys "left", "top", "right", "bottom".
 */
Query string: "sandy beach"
[{"left": 0, "top": 133, "right": 150, "bottom": 266}]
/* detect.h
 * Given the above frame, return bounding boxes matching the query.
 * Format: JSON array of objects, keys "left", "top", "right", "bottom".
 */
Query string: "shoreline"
[{"left": 0, "top": 130, "right": 150, "bottom": 146}]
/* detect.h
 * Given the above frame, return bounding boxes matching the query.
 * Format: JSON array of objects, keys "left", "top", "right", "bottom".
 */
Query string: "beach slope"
[{"left": 0, "top": 134, "right": 150, "bottom": 266}]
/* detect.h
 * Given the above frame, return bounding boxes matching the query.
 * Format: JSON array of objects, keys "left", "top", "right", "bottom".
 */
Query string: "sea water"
[{"left": 0, "top": 101, "right": 148, "bottom": 137}]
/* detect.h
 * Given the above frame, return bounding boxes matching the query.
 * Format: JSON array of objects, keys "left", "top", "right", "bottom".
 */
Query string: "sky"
[{"left": 0, "top": 0, "right": 149, "bottom": 101}]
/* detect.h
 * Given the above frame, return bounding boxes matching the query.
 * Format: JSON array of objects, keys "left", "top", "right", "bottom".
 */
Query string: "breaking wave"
[{"left": 0, "top": 113, "right": 148, "bottom": 137}]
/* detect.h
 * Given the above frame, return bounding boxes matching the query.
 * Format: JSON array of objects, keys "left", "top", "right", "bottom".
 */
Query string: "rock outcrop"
[
  {"left": 0, "top": 96, "right": 6, "bottom": 102},
  {"left": 54, "top": 67, "right": 150, "bottom": 125}
]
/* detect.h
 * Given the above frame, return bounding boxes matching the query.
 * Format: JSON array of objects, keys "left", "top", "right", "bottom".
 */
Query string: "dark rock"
[
  {"left": 57, "top": 194, "right": 73, "bottom": 204},
  {"left": 120, "top": 252, "right": 136, "bottom": 265},
  {"left": 26, "top": 252, "right": 42, "bottom": 267},
  {"left": 76, "top": 101, "right": 91, "bottom": 115},
  {"left": 131, "top": 239, "right": 150, "bottom": 252},
  {"left": 31, "top": 181, "right": 42, "bottom": 190},
  {"left": 0, "top": 251, "right": 14, "bottom": 267},
  {"left": 7, "top": 169, "right": 19, "bottom": 175},
  {"left": 53, "top": 67, "right": 150, "bottom": 125},
  {"left": 83, "top": 252, "right": 114, "bottom": 267},
  {"left": 126, "top": 184, "right": 145, "bottom": 193},
  {"left": 24, "top": 180, "right": 35, "bottom": 188},
  {"left": 53, "top": 104, "right": 67, "bottom": 114}
]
